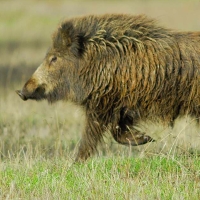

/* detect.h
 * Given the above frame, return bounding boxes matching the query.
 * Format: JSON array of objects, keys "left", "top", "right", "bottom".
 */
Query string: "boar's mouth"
[{"left": 16, "top": 86, "right": 46, "bottom": 101}]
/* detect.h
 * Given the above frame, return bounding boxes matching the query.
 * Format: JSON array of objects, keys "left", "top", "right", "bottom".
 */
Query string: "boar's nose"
[{"left": 16, "top": 90, "right": 28, "bottom": 101}]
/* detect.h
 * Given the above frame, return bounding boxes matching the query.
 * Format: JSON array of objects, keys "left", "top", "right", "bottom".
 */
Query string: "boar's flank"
[{"left": 16, "top": 14, "right": 200, "bottom": 161}]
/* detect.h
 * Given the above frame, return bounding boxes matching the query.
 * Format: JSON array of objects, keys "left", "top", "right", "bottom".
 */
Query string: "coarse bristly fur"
[{"left": 17, "top": 14, "right": 200, "bottom": 161}]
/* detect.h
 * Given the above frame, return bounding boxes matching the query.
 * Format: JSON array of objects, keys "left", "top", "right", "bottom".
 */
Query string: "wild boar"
[{"left": 17, "top": 14, "right": 200, "bottom": 161}]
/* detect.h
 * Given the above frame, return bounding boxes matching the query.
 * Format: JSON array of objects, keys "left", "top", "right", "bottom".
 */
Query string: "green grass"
[
  {"left": 1, "top": 0, "right": 200, "bottom": 199},
  {"left": 1, "top": 156, "right": 200, "bottom": 199}
]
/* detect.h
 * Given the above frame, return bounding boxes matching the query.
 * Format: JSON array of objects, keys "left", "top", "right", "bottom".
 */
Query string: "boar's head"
[{"left": 17, "top": 21, "right": 90, "bottom": 104}]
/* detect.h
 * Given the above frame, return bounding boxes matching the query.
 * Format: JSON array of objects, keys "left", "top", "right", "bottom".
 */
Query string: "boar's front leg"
[{"left": 75, "top": 112, "right": 104, "bottom": 162}]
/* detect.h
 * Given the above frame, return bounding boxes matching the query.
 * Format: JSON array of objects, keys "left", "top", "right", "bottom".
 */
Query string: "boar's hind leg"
[
  {"left": 111, "top": 108, "right": 155, "bottom": 146},
  {"left": 112, "top": 128, "right": 155, "bottom": 146},
  {"left": 75, "top": 113, "right": 103, "bottom": 162}
]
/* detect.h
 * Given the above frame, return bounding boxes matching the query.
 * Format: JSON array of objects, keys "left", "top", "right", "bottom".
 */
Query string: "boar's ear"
[
  {"left": 53, "top": 22, "right": 74, "bottom": 49},
  {"left": 70, "top": 32, "right": 89, "bottom": 58},
  {"left": 53, "top": 22, "right": 88, "bottom": 58}
]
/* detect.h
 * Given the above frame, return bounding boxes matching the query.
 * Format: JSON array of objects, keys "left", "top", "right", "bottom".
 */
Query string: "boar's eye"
[{"left": 50, "top": 56, "right": 57, "bottom": 65}]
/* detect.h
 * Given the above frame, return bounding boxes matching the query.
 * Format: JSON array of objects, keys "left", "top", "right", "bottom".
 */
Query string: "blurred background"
[{"left": 1, "top": 0, "right": 200, "bottom": 159}]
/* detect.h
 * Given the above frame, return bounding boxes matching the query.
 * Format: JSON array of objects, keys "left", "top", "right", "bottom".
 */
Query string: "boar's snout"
[
  {"left": 16, "top": 78, "right": 46, "bottom": 101},
  {"left": 16, "top": 90, "right": 28, "bottom": 101}
]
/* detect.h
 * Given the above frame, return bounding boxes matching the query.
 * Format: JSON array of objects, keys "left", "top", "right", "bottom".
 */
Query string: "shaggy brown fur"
[{"left": 17, "top": 14, "right": 200, "bottom": 161}]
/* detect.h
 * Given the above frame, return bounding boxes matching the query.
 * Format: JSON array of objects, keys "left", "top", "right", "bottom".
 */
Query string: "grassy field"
[
  {"left": 1, "top": 0, "right": 200, "bottom": 199},
  {"left": 1, "top": 156, "right": 199, "bottom": 199}
]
